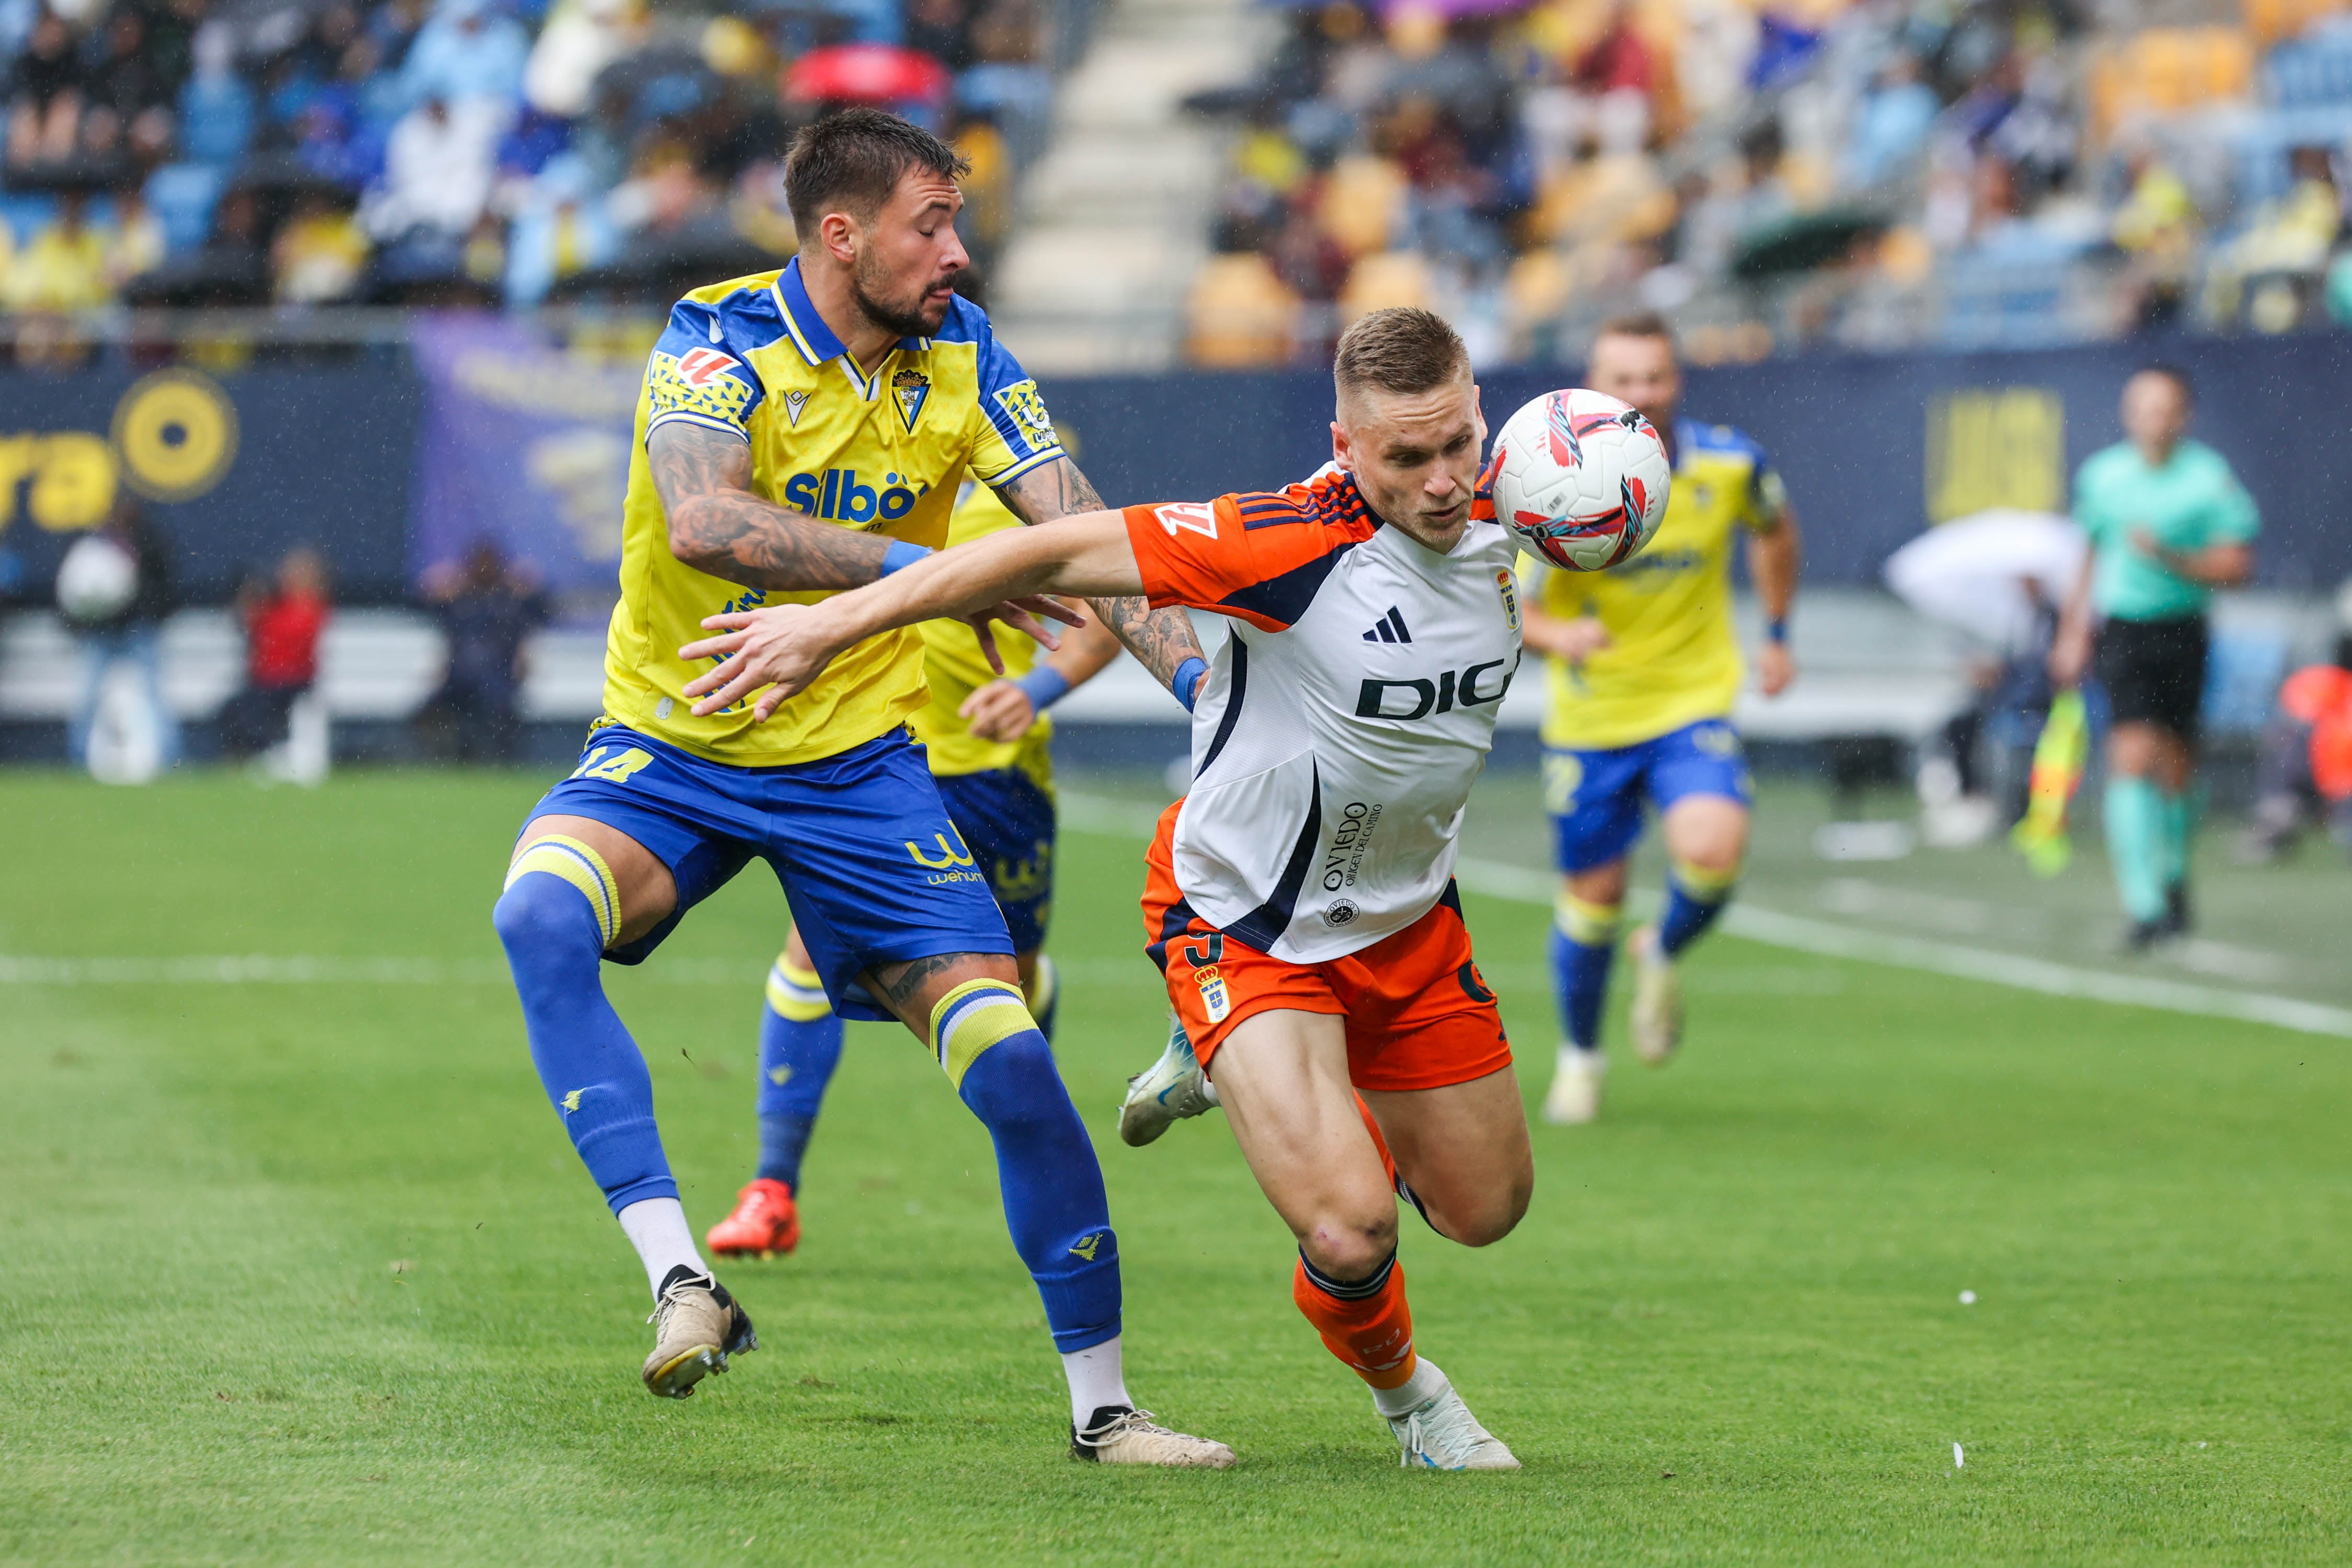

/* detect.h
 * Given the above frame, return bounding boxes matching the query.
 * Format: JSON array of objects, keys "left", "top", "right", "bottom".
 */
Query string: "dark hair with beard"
[
  {"left": 785, "top": 108, "right": 971, "bottom": 338},
  {"left": 784, "top": 107, "right": 969, "bottom": 246}
]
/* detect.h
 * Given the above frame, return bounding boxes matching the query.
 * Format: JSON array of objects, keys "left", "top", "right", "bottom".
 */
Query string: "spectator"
[
  {"left": 526, "top": 0, "right": 641, "bottom": 119},
  {"left": 272, "top": 191, "right": 371, "bottom": 302},
  {"left": 361, "top": 94, "right": 503, "bottom": 241},
  {"left": 418, "top": 540, "right": 548, "bottom": 763},
  {"left": 397, "top": 0, "right": 529, "bottom": 113},
  {"left": 2239, "top": 633, "right": 2352, "bottom": 863},
  {"left": 502, "top": 153, "right": 615, "bottom": 305},
  {"left": 1842, "top": 53, "right": 1938, "bottom": 190},
  {"left": 62, "top": 501, "right": 180, "bottom": 772},
  {"left": 10, "top": 191, "right": 110, "bottom": 311},
  {"left": 219, "top": 548, "right": 332, "bottom": 759},
  {"left": 106, "top": 185, "right": 165, "bottom": 289},
  {"left": 83, "top": 8, "right": 177, "bottom": 165},
  {"left": 177, "top": 20, "right": 255, "bottom": 167},
  {"left": 7, "top": 9, "right": 85, "bottom": 167}
]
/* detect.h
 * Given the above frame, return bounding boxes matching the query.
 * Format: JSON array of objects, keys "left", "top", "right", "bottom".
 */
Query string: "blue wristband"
[
  {"left": 1012, "top": 666, "right": 1071, "bottom": 711},
  {"left": 1172, "top": 656, "right": 1207, "bottom": 712},
  {"left": 1766, "top": 617, "right": 1789, "bottom": 645},
  {"left": 880, "top": 540, "right": 931, "bottom": 577}
]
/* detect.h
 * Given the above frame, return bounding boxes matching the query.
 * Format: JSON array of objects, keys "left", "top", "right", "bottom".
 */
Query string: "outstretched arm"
[
  {"left": 682, "top": 510, "right": 1142, "bottom": 720},
  {"left": 1745, "top": 510, "right": 1800, "bottom": 697},
  {"left": 996, "top": 457, "right": 1205, "bottom": 690},
  {"left": 649, "top": 421, "right": 899, "bottom": 591}
]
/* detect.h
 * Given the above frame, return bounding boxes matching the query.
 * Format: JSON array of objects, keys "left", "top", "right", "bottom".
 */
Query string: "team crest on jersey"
[
  {"left": 1194, "top": 964, "right": 1231, "bottom": 1023},
  {"left": 1495, "top": 568, "right": 1520, "bottom": 631},
  {"left": 783, "top": 388, "right": 811, "bottom": 427},
  {"left": 993, "top": 377, "right": 1058, "bottom": 454},
  {"left": 892, "top": 368, "right": 930, "bottom": 433}
]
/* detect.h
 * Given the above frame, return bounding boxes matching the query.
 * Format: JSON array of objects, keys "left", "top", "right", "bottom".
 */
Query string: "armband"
[
  {"left": 880, "top": 541, "right": 931, "bottom": 577},
  {"left": 1012, "top": 666, "right": 1071, "bottom": 711},
  {"left": 1172, "top": 656, "right": 1207, "bottom": 712}
]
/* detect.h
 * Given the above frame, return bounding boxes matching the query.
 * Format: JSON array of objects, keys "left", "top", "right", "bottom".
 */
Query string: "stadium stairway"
[{"left": 988, "top": 0, "right": 1272, "bottom": 373}]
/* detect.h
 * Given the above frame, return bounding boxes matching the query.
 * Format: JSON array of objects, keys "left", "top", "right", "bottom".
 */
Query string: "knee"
[
  {"left": 1442, "top": 1174, "right": 1533, "bottom": 1249},
  {"left": 954, "top": 1028, "right": 1073, "bottom": 1133},
  {"left": 1300, "top": 1204, "right": 1398, "bottom": 1282},
  {"left": 492, "top": 871, "right": 603, "bottom": 964}
]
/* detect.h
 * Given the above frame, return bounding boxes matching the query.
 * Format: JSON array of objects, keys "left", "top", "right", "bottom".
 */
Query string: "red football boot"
[{"left": 705, "top": 1179, "right": 800, "bottom": 1259}]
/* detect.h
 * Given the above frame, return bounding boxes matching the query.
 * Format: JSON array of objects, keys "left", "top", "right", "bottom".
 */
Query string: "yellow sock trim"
[
  {"left": 1670, "top": 857, "right": 1741, "bottom": 900},
  {"left": 1024, "top": 953, "right": 1057, "bottom": 1018},
  {"left": 928, "top": 978, "right": 1036, "bottom": 1090},
  {"left": 506, "top": 836, "right": 620, "bottom": 947},
  {"left": 1553, "top": 892, "right": 1623, "bottom": 947},
  {"left": 765, "top": 953, "right": 833, "bottom": 1021}
]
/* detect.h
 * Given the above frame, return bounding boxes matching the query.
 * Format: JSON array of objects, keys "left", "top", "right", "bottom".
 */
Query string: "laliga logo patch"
[
  {"left": 783, "top": 389, "right": 811, "bottom": 427},
  {"left": 1495, "top": 568, "right": 1520, "bottom": 631},
  {"left": 892, "top": 368, "right": 930, "bottom": 433},
  {"left": 675, "top": 347, "right": 740, "bottom": 388}
]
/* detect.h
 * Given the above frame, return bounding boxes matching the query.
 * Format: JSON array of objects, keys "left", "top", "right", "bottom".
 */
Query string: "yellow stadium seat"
[
  {"left": 1185, "top": 255, "right": 1301, "bottom": 368},
  {"left": 1316, "top": 157, "right": 1408, "bottom": 260},
  {"left": 1338, "top": 251, "right": 1436, "bottom": 322}
]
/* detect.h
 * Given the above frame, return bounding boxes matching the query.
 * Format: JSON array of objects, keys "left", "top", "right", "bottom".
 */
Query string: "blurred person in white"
[
  {"left": 2049, "top": 366, "right": 2257, "bottom": 951},
  {"left": 361, "top": 94, "right": 504, "bottom": 243},
  {"left": 1519, "top": 312, "right": 1799, "bottom": 1126},
  {"left": 1884, "top": 509, "right": 2085, "bottom": 834},
  {"left": 61, "top": 500, "right": 180, "bottom": 774}
]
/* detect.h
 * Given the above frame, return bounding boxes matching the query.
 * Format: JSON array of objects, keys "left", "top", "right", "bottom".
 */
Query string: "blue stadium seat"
[
  {"left": 2205, "top": 629, "right": 2290, "bottom": 735},
  {"left": 2263, "top": 26, "right": 2352, "bottom": 108},
  {"left": 2230, "top": 104, "right": 2352, "bottom": 205},
  {"left": 145, "top": 165, "right": 226, "bottom": 255},
  {"left": 0, "top": 192, "right": 55, "bottom": 248}
]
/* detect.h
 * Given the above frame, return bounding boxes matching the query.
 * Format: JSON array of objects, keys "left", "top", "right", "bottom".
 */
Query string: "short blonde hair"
[{"left": 1333, "top": 308, "right": 1469, "bottom": 402}]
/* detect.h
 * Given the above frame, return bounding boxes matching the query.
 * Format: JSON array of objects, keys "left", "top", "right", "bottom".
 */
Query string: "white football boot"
[
  {"left": 1627, "top": 925, "right": 1684, "bottom": 1066},
  {"left": 1541, "top": 1046, "right": 1604, "bottom": 1125},
  {"left": 1070, "top": 1405, "right": 1237, "bottom": 1468},
  {"left": 1118, "top": 1018, "right": 1218, "bottom": 1147},
  {"left": 1383, "top": 1365, "right": 1519, "bottom": 1471}
]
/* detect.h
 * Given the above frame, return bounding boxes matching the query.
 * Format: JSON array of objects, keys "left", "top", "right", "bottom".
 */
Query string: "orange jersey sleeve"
[{"left": 1121, "top": 474, "right": 1379, "bottom": 633}]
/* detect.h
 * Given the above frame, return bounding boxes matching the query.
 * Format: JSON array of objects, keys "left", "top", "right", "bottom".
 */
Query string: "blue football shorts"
[
  {"left": 1545, "top": 717, "right": 1755, "bottom": 874},
  {"left": 522, "top": 725, "right": 1011, "bottom": 1021},
  {"left": 932, "top": 766, "right": 1057, "bottom": 954}
]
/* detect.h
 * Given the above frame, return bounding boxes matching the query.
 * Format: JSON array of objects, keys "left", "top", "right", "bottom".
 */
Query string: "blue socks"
[
  {"left": 1659, "top": 857, "right": 1739, "bottom": 958},
  {"left": 493, "top": 842, "right": 676, "bottom": 1214},
  {"left": 2105, "top": 776, "right": 2169, "bottom": 923},
  {"left": 1550, "top": 892, "right": 1622, "bottom": 1051},
  {"left": 932, "top": 979, "right": 1121, "bottom": 1353},
  {"left": 757, "top": 953, "right": 844, "bottom": 1190}
]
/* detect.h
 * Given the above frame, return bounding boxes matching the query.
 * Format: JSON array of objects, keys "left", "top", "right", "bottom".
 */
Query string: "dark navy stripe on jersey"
[
  {"left": 1145, "top": 894, "right": 1203, "bottom": 973},
  {"left": 1197, "top": 633, "right": 1249, "bottom": 776},
  {"left": 1227, "top": 764, "right": 1322, "bottom": 952},
  {"left": 1217, "top": 540, "right": 1364, "bottom": 630},
  {"left": 1437, "top": 878, "right": 1463, "bottom": 917}
]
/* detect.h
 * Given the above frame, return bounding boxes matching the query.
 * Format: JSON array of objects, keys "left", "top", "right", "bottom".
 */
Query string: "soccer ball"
[
  {"left": 55, "top": 534, "right": 139, "bottom": 624},
  {"left": 1484, "top": 388, "right": 1671, "bottom": 571}
]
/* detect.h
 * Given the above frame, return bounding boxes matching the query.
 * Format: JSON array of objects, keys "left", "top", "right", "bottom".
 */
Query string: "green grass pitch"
[{"left": 1, "top": 770, "right": 2347, "bottom": 1565}]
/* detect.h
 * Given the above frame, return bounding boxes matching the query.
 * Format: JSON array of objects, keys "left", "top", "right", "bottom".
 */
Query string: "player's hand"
[
  {"left": 1526, "top": 615, "right": 1611, "bottom": 662},
  {"left": 678, "top": 604, "right": 842, "bottom": 721},
  {"left": 960, "top": 678, "right": 1036, "bottom": 742},
  {"left": 1755, "top": 639, "right": 1795, "bottom": 697},
  {"left": 2048, "top": 620, "right": 2092, "bottom": 688},
  {"left": 2127, "top": 525, "right": 2161, "bottom": 560},
  {"left": 958, "top": 596, "right": 1085, "bottom": 676}
]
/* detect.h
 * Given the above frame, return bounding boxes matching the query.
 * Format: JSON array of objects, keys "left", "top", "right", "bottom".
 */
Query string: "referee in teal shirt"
[{"left": 2051, "top": 365, "right": 2258, "bottom": 950}]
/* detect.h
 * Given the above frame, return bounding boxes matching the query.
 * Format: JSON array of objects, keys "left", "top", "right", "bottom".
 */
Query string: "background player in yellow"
[
  {"left": 707, "top": 472, "right": 1181, "bottom": 1261},
  {"left": 1518, "top": 312, "right": 1802, "bottom": 1125},
  {"left": 490, "top": 109, "right": 1224, "bottom": 1465}
]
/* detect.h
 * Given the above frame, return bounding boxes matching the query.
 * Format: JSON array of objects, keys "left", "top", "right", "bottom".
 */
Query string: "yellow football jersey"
[
  {"left": 1536, "top": 419, "right": 1787, "bottom": 751},
  {"left": 599, "top": 258, "right": 1067, "bottom": 766},
  {"left": 907, "top": 480, "right": 1055, "bottom": 787}
]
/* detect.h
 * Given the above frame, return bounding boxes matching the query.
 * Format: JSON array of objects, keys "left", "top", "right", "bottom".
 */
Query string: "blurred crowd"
[
  {"left": 0, "top": 0, "right": 1058, "bottom": 331},
  {"left": 1186, "top": 0, "right": 2352, "bottom": 366}
]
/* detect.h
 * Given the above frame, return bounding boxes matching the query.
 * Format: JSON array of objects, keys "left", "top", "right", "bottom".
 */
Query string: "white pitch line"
[{"left": 1064, "top": 797, "right": 2352, "bottom": 1041}]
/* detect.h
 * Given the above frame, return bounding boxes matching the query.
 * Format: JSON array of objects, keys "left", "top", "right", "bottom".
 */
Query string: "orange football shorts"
[{"left": 1140, "top": 801, "right": 1512, "bottom": 1092}]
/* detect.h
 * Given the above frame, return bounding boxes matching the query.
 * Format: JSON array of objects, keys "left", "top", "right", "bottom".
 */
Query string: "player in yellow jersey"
[
  {"left": 1519, "top": 313, "right": 1801, "bottom": 1125},
  {"left": 706, "top": 475, "right": 1146, "bottom": 1262},
  {"left": 489, "top": 109, "right": 1227, "bottom": 1466}
]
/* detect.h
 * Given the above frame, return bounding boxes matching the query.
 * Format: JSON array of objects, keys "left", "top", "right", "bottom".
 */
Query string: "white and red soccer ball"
[{"left": 1484, "top": 388, "right": 1671, "bottom": 571}]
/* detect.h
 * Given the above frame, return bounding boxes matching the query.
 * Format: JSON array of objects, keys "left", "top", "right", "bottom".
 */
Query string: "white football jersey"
[{"left": 1122, "top": 466, "right": 1523, "bottom": 962}]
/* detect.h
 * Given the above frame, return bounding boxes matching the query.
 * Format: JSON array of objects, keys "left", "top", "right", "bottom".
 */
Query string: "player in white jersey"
[{"left": 681, "top": 308, "right": 1532, "bottom": 1471}]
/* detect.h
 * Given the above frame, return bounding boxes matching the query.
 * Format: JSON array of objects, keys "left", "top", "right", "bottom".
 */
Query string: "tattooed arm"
[
  {"left": 648, "top": 421, "right": 892, "bottom": 592},
  {"left": 993, "top": 457, "right": 1207, "bottom": 690}
]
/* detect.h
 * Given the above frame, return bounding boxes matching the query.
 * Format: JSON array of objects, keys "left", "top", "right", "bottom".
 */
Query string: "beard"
[{"left": 851, "top": 254, "right": 951, "bottom": 340}]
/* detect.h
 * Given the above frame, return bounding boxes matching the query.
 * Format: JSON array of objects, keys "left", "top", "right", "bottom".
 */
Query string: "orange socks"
[{"left": 1293, "top": 1250, "right": 1417, "bottom": 1390}]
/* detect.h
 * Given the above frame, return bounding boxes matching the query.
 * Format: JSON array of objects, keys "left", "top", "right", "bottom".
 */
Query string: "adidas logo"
[{"left": 1362, "top": 606, "right": 1412, "bottom": 644}]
